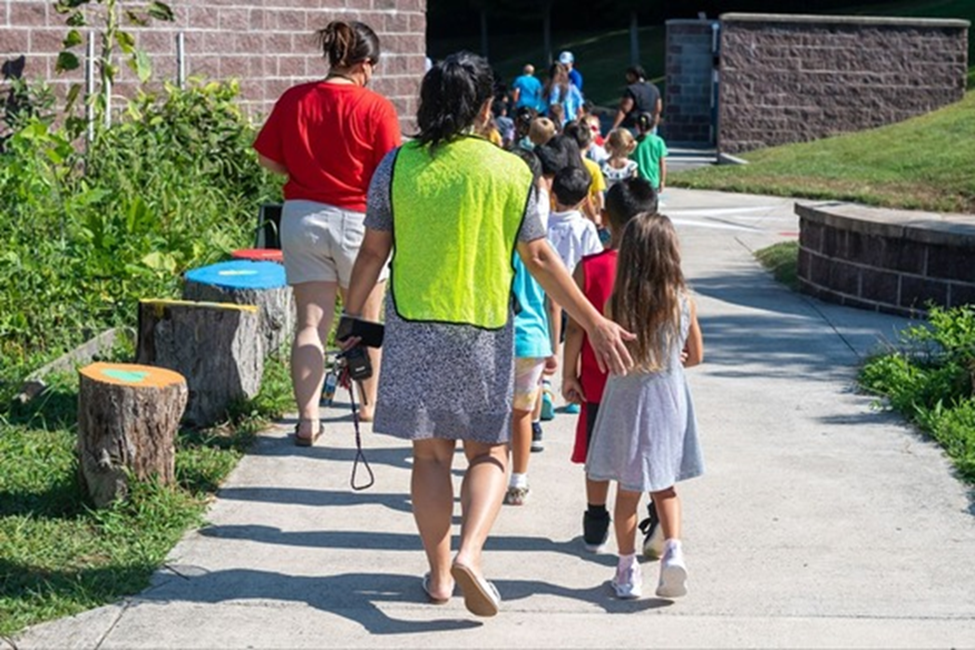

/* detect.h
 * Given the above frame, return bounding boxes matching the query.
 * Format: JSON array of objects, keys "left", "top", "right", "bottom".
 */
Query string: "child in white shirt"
[
  {"left": 547, "top": 166, "right": 603, "bottom": 272},
  {"left": 547, "top": 166, "right": 603, "bottom": 413}
]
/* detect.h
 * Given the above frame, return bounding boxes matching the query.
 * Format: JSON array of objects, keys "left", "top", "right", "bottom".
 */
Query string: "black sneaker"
[
  {"left": 639, "top": 501, "right": 665, "bottom": 560},
  {"left": 582, "top": 509, "right": 610, "bottom": 553},
  {"left": 530, "top": 421, "right": 544, "bottom": 452}
]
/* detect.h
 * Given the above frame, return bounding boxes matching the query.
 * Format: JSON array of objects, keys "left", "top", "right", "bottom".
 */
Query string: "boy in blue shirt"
[{"left": 506, "top": 149, "right": 557, "bottom": 505}]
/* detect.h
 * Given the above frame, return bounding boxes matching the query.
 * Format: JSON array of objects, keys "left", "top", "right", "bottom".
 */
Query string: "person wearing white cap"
[{"left": 558, "top": 50, "right": 583, "bottom": 91}]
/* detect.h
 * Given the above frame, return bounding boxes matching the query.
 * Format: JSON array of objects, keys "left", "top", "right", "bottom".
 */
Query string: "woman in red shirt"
[{"left": 254, "top": 21, "right": 401, "bottom": 445}]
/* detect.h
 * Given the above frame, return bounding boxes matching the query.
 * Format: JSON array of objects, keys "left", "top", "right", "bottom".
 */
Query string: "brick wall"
[
  {"left": 664, "top": 19, "right": 717, "bottom": 146},
  {"left": 796, "top": 203, "right": 975, "bottom": 317},
  {"left": 0, "top": 0, "right": 427, "bottom": 130},
  {"left": 718, "top": 13, "right": 969, "bottom": 155}
]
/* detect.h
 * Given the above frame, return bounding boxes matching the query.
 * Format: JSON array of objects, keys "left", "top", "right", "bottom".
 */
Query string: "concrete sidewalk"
[{"left": 12, "top": 189, "right": 975, "bottom": 649}]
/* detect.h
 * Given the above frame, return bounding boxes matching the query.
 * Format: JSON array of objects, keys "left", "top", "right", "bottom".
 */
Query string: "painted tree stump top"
[
  {"left": 80, "top": 362, "right": 185, "bottom": 388},
  {"left": 231, "top": 248, "right": 285, "bottom": 263},
  {"left": 184, "top": 260, "right": 286, "bottom": 291}
]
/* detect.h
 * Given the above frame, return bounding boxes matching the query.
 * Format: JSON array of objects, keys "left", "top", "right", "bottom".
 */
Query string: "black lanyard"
[{"left": 338, "top": 362, "right": 375, "bottom": 491}]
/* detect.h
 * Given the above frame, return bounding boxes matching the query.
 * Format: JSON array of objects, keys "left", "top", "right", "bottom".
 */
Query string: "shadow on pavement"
[
  {"left": 198, "top": 526, "right": 622, "bottom": 567},
  {"left": 494, "top": 577, "right": 674, "bottom": 613},
  {"left": 140, "top": 569, "right": 481, "bottom": 634},
  {"left": 139, "top": 566, "right": 674, "bottom": 632},
  {"left": 216, "top": 486, "right": 414, "bottom": 515}
]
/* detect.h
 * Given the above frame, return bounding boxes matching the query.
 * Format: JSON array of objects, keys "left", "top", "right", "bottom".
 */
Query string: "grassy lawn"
[
  {"left": 754, "top": 241, "right": 800, "bottom": 291},
  {"left": 671, "top": 91, "right": 975, "bottom": 213},
  {"left": 0, "top": 353, "right": 291, "bottom": 637}
]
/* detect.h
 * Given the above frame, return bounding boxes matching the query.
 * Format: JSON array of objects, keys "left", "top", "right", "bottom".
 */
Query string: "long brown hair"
[
  {"left": 544, "top": 62, "right": 570, "bottom": 102},
  {"left": 608, "top": 213, "right": 685, "bottom": 372}
]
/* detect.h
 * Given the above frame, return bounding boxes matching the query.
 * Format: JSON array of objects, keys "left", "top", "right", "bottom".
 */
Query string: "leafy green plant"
[
  {"left": 0, "top": 79, "right": 281, "bottom": 403},
  {"left": 860, "top": 305, "right": 975, "bottom": 483},
  {"left": 53, "top": 0, "right": 175, "bottom": 123}
]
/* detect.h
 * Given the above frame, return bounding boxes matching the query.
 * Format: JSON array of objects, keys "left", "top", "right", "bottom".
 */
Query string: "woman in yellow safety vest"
[{"left": 343, "top": 51, "right": 634, "bottom": 618}]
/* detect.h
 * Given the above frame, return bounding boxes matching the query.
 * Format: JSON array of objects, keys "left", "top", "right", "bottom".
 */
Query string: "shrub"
[
  {"left": 860, "top": 305, "right": 975, "bottom": 484},
  {"left": 0, "top": 80, "right": 281, "bottom": 402}
]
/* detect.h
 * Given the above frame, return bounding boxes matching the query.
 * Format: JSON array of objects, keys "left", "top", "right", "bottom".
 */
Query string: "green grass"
[
  {"left": 0, "top": 353, "right": 291, "bottom": 637},
  {"left": 755, "top": 241, "right": 800, "bottom": 291},
  {"left": 672, "top": 91, "right": 975, "bottom": 213}
]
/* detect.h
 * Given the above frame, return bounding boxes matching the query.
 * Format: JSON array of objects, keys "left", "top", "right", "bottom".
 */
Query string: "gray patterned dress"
[
  {"left": 364, "top": 150, "right": 546, "bottom": 444},
  {"left": 585, "top": 295, "right": 704, "bottom": 492}
]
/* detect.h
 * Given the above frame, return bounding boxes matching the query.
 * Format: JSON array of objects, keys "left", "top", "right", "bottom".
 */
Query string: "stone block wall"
[
  {"left": 718, "top": 13, "right": 970, "bottom": 154},
  {"left": 0, "top": 0, "right": 427, "bottom": 129},
  {"left": 664, "top": 18, "right": 717, "bottom": 146},
  {"left": 797, "top": 203, "right": 975, "bottom": 317}
]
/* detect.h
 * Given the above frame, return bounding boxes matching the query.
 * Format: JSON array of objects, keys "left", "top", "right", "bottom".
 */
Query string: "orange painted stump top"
[
  {"left": 79, "top": 362, "right": 185, "bottom": 388},
  {"left": 231, "top": 248, "right": 284, "bottom": 263}
]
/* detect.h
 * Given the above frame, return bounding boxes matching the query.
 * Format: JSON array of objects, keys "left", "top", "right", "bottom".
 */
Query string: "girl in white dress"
[
  {"left": 586, "top": 213, "right": 704, "bottom": 600},
  {"left": 599, "top": 129, "right": 639, "bottom": 189}
]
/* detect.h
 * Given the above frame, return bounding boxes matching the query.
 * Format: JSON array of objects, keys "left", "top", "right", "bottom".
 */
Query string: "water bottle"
[{"left": 321, "top": 370, "right": 338, "bottom": 405}]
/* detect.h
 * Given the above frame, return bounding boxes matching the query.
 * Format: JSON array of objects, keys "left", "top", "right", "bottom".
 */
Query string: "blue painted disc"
[{"left": 184, "top": 260, "right": 287, "bottom": 290}]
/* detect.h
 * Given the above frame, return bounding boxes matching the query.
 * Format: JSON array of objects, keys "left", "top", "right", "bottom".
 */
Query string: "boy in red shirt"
[{"left": 562, "top": 177, "right": 663, "bottom": 556}]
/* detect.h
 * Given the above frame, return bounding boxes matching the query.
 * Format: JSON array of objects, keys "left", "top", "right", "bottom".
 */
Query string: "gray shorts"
[{"left": 280, "top": 199, "right": 388, "bottom": 287}]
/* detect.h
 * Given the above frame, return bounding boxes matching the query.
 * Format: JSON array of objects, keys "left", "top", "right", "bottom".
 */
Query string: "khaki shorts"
[
  {"left": 280, "top": 199, "right": 389, "bottom": 287},
  {"left": 513, "top": 357, "right": 546, "bottom": 412}
]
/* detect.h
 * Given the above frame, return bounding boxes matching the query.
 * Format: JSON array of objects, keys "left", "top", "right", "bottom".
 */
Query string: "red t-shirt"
[
  {"left": 572, "top": 249, "right": 618, "bottom": 464},
  {"left": 253, "top": 82, "right": 401, "bottom": 212}
]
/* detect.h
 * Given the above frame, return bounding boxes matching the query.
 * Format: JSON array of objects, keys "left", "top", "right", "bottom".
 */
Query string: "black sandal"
[{"left": 294, "top": 419, "right": 322, "bottom": 447}]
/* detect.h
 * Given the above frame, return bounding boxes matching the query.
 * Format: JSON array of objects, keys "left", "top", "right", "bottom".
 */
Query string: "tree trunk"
[
  {"left": 630, "top": 11, "right": 640, "bottom": 66},
  {"left": 136, "top": 299, "right": 264, "bottom": 427},
  {"left": 77, "top": 362, "right": 187, "bottom": 508},
  {"left": 183, "top": 275, "right": 293, "bottom": 358}
]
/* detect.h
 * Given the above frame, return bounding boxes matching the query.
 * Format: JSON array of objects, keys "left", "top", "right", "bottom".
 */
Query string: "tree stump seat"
[
  {"left": 137, "top": 298, "right": 263, "bottom": 427},
  {"left": 78, "top": 362, "right": 188, "bottom": 508},
  {"left": 183, "top": 259, "right": 293, "bottom": 357}
]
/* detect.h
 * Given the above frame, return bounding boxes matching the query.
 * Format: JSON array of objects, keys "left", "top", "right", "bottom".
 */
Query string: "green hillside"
[{"left": 672, "top": 91, "right": 975, "bottom": 213}]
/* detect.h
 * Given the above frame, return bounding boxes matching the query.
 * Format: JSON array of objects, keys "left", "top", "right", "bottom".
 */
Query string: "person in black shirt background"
[{"left": 610, "top": 65, "right": 662, "bottom": 133}]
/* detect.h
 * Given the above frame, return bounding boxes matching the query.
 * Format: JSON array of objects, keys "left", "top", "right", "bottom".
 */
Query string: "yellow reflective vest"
[{"left": 390, "top": 137, "right": 533, "bottom": 329}]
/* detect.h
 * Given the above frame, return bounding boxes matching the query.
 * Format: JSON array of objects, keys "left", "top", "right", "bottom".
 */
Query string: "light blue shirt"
[
  {"left": 512, "top": 254, "right": 552, "bottom": 359},
  {"left": 512, "top": 74, "right": 544, "bottom": 112},
  {"left": 548, "top": 84, "right": 584, "bottom": 126}
]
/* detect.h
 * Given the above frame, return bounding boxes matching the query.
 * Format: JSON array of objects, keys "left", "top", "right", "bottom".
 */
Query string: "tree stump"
[
  {"left": 137, "top": 299, "right": 264, "bottom": 427},
  {"left": 78, "top": 362, "right": 188, "bottom": 508},
  {"left": 183, "top": 260, "right": 293, "bottom": 357}
]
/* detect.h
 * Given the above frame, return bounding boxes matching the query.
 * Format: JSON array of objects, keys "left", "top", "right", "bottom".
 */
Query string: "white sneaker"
[
  {"left": 655, "top": 540, "right": 688, "bottom": 598},
  {"left": 611, "top": 560, "right": 642, "bottom": 599}
]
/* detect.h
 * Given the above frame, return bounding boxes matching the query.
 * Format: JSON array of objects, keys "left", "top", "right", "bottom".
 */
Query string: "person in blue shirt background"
[
  {"left": 559, "top": 51, "right": 583, "bottom": 92},
  {"left": 512, "top": 64, "right": 545, "bottom": 113}
]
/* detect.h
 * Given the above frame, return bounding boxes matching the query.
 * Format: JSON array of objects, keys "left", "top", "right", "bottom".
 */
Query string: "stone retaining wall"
[
  {"left": 0, "top": 0, "right": 426, "bottom": 128},
  {"left": 718, "top": 13, "right": 970, "bottom": 154},
  {"left": 797, "top": 203, "right": 975, "bottom": 316}
]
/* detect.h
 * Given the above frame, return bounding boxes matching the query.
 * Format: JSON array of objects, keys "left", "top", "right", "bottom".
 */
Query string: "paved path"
[{"left": 12, "top": 189, "right": 975, "bottom": 649}]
